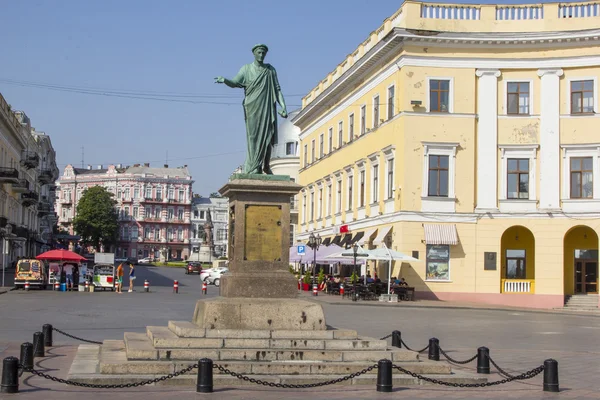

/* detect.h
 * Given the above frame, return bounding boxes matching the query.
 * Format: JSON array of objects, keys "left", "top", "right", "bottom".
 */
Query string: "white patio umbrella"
[
  {"left": 325, "top": 245, "right": 370, "bottom": 284},
  {"left": 367, "top": 244, "right": 421, "bottom": 295}
]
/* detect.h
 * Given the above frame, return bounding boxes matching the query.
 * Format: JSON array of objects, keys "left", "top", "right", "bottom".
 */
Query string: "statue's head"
[{"left": 252, "top": 44, "right": 268, "bottom": 63}]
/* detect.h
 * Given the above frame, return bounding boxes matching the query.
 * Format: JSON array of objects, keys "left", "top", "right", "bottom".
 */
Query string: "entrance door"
[{"left": 575, "top": 260, "right": 598, "bottom": 293}]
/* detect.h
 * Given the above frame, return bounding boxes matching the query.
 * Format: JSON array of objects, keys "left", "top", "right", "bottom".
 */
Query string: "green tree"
[
  {"left": 209, "top": 192, "right": 222, "bottom": 198},
  {"left": 73, "top": 186, "right": 119, "bottom": 251}
]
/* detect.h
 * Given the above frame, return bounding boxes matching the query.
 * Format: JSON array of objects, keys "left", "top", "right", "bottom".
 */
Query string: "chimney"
[
  {"left": 97, "top": 165, "right": 103, "bottom": 170},
  {"left": 164, "top": 164, "right": 169, "bottom": 168},
  {"left": 87, "top": 165, "right": 92, "bottom": 170},
  {"left": 144, "top": 163, "right": 150, "bottom": 167}
]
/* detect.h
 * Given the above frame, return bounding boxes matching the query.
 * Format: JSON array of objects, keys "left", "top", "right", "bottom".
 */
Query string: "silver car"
[{"left": 202, "top": 267, "right": 229, "bottom": 287}]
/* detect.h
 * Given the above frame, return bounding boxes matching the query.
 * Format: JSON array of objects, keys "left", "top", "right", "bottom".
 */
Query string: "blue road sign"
[{"left": 297, "top": 245, "right": 306, "bottom": 255}]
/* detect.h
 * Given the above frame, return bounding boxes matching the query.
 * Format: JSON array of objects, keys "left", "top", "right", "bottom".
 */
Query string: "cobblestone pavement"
[{"left": 0, "top": 266, "right": 598, "bottom": 399}]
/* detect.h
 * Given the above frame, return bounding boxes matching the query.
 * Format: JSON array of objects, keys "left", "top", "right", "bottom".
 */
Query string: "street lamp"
[
  {"left": 352, "top": 243, "right": 359, "bottom": 302},
  {"left": 306, "top": 232, "right": 321, "bottom": 295}
]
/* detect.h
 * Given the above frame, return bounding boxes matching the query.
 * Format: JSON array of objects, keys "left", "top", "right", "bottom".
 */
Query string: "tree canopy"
[{"left": 73, "top": 186, "right": 119, "bottom": 251}]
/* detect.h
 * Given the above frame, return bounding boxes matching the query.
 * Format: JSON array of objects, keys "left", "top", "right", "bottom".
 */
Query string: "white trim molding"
[
  {"left": 561, "top": 144, "right": 600, "bottom": 212},
  {"left": 502, "top": 79, "right": 534, "bottom": 116},
  {"left": 565, "top": 76, "right": 598, "bottom": 115},
  {"left": 421, "top": 142, "right": 459, "bottom": 213},
  {"left": 426, "top": 77, "right": 455, "bottom": 113},
  {"left": 499, "top": 144, "right": 539, "bottom": 213}
]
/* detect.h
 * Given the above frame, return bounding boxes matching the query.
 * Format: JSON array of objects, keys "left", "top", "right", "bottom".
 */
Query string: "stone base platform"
[{"left": 66, "top": 321, "right": 487, "bottom": 386}]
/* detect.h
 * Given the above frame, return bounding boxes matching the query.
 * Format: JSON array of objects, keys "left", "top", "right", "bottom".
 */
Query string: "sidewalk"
[{"left": 299, "top": 291, "right": 600, "bottom": 317}]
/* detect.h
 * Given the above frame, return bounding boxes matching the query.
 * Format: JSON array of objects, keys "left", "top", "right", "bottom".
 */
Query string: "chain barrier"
[
  {"left": 19, "top": 363, "right": 197, "bottom": 388},
  {"left": 379, "top": 334, "right": 392, "bottom": 340},
  {"left": 213, "top": 363, "right": 377, "bottom": 388},
  {"left": 52, "top": 327, "right": 103, "bottom": 345},
  {"left": 438, "top": 347, "right": 478, "bottom": 365},
  {"left": 488, "top": 356, "right": 516, "bottom": 379},
  {"left": 392, "top": 363, "right": 544, "bottom": 388},
  {"left": 400, "top": 339, "right": 429, "bottom": 353}
]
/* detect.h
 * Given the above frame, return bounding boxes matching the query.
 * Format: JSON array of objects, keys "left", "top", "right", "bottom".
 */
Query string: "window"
[
  {"left": 289, "top": 225, "right": 294, "bottom": 247},
  {"left": 311, "top": 140, "right": 315, "bottom": 163},
  {"left": 178, "top": 227, "right": 183, "bottom": 240},
  {"left": 145, "top": 207, "right": 151, "bottom": 217},
  {"left": 179, "top": 189, "right": 185, "bottom": 201},
  {"left": 133, "top": 206, "right": 138, "bottom": 218},
  {"left": 507, "top": 159, "right": 529, "bottom": 199},
  {"left": 154, "top": 207, "right": 161, "bottom": 219},
  {"left": 200, "top": 210, "right": 205, "bottom": 219},
  {"left": 310, "top": 192, "right": 314, "bottom": 221},
  {"left": 319, "top": 134, "right": 324, "bottom": 158},
  {"left": 339, "top": 121, "right": 345, "bottom": 145},
  {"left": 336, "top": 180, "right": 342, "bottom": 213},
  {"left": 194, "top": 210, "right": 198, "bottom": 218},
  {"left": 285, "top": 142, "right": 296, "bottom": 155},
  {"left": 117, "top": 189, "right": 122, "bottom": 199},
  {"left": 428, "top": 155, "right": 449, "bottom": 197},
  {"left": 124, "top": 188, "right": 130, "bottom": 199},
  {"left": 387, "top": 158, "right": 394, "bottom": 200},
  {"left": 131, "top": 227, "right": 138, "bottom": 239},
  {"left": 167, "top": 228, "right": 173, "bottom": 240},
  {"left": 217, "top": 229, "right": 228, "bottom": 241},
  {"left": 426, "top": 245, "right": 450, "bottom": 281},
  {"left": 327, "top": 184, "right": 332, "bottom": 215},
  {"left": 360, "top": 106, "right": 366, "bottom": 134},
  {"left": 134, "top": 187, "right": 140, "bottom": 199},
  {"left": 387, "top": 85, "right": 395, "bottom": 120},
  {"left": 372, "top": 164, "right": 379, "bottom": 203},
  {"left": 145, "top": 187, "right": 152, "bottom": 199},
  {"left": 154, "top": 227, "right": 160, "bottom": 240},
  {"left": 570, "top": 157, "right": 593, "bottom": 199},
  {"left": 348, "top": 114, "right": 354, "bottom": 142},
  {"left": 347, "top": 175, "right": 353, "bottom": 210},
  {"left": 429, "top": 79, "right": 450, "bottom": 112},
  {"left": 571, "top": 80, "right": 594, "bottom": 114},
  {"left": 373, "top": 95, "right": 380, "bottom": 128},
  {"left": 506, "top": 249, "right": 526, "bottom": 279},
  {"left": 168, "top": 208, "right": 174, "bottom": 220},
  {"left": 304, "top": 144, "right": 308, "bottom": 166},
  {"left": 318, "top": 188, "right": 323, "bottom": 219},
  {"left": 156, "top": 187, "right": 162, "bottom": 200},
  {"left": 507, "top": 82, "right": 530, "bottom": 115},
  {"left": 303, "top": 194, "right": 307, "bottom": 223},
  {"left": 168, "top": 188, "right": 174, "bottom": 200},
  {"left": 178, "top": 209, "right": 184, "bottom": 220},
  {"left": 124, "top": 206, "right": 130, "bottom": 216},
  {"left": 328, "top": 130, "right": 332, "bottom": 153},
  {"left": 359, "top": 170, "right": 365, "bottom": 207},
  {"left": 144, "top": 228, "right": 150, "bottom": 239}
]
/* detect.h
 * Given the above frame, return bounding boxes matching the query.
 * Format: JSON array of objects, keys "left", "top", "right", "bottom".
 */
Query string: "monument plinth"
[{"left": 193, "top": 175, "right": 327, "bottom": 331}]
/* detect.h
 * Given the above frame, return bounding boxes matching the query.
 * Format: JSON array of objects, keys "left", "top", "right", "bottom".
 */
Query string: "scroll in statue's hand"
[
  {"left": 214, "top": 77, "right": 225, "bottom": 84},
  {"left": 278, "top": 109, "right": 288, "bottom": 118}
]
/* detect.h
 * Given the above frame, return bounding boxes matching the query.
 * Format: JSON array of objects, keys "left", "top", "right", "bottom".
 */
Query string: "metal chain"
[
  {"left": 21, "top": 363, "right": 197, "bottom": 388},
  {"left": 214, "top": 363, "right": 377, "bottom": 388},
  {"left": 392, "top": 363, "right": 544, "bottom": 388},
  {"left": 380, "top": 334, "right": 392, "bottom": 340},
  {"left": 400, "top": 339, "right": 429, "bottom": 353},
  {"left": 488, "top": 356, "right": 516, "bottom": 379},
  {"left": 52, "top": 327, "right": 103, "bottom": 345},
  {"left": 438, "top": 347, "right": 478, "bottom": 365}
]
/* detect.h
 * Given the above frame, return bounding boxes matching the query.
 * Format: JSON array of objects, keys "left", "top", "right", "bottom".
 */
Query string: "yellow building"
[{"left": 293, "top": 0, "right": 600, "bottom": 309}]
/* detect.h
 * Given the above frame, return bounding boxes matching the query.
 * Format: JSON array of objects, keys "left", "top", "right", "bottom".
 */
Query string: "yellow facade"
[{"left": 293, "top": 1, "right": 600, "bottom": 308}]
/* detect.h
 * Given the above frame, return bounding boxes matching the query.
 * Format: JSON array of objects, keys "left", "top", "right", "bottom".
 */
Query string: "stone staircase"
[
  {"left": 67, "top": 321, "right": 486, "bottom": 386},
  {"left": 563, "top": 294, "right": 599, "bottom": 311}
]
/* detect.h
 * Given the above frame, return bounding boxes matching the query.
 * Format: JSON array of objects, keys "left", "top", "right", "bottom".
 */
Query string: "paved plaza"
[{"left": 0, "top": 266, "right": 599, "bottom": 399}]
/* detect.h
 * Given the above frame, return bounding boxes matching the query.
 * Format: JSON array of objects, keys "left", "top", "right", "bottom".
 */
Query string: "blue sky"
[{"left": 0, "top": 0, "right": 574, "bottom": 194}]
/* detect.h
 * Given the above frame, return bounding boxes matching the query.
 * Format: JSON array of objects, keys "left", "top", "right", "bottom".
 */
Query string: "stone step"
[
  {"left": 167, "top": 321, "right": 358, "bottom": 339},
  {"left": 124, "top": 332, "right": 158, "bottom": 360},
  {"left": 148, "top": 325, "right": 386, "bottom": 350}
]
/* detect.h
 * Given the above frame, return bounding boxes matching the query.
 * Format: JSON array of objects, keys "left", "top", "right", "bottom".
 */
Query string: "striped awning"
[
  {"left": 321, "top": 237, "right": 332, "bottom": 246},
  {"left": 373, "top": 225, "right": 392, "bottom": 245},
  {"left": 423, "top": 224, "right": 459, "bottom": 245},
  {"left": 357, "top": 228, "right": 378, "bottom": 245}
]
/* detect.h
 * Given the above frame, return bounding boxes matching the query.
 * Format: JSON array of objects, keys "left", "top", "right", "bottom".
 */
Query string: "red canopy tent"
[{"left": 36, "top": 249, "right": 87, "bottom": 263}]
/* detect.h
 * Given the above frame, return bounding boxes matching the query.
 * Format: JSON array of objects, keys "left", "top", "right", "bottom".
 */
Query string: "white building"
[{"left": 189, "top": 196, "right": 228, "bottom": 261}]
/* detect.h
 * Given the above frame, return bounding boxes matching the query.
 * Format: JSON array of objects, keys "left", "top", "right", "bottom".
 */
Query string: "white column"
[
  {"left": 475, "top": 69, "right": 501, "bottom": 212},
  {"left": 537, "top": 68, "right": 563, "bottom": 210}
]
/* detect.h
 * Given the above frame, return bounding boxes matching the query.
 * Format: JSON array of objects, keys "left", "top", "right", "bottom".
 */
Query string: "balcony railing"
[
  {"left": 501, "top": 279, "right": 535, "bottom": 294},
  {"left": 0, "top": 167, "right": 19, "bottom": 183},
  {"left": 20, "top": 151, "right": 40, "bottom": 169},
  {"left": 22, "top": 191, "right": 39, "bottom": 207},
  {"left": 38, "top": 169, "right": 54, "bottom": 184},
  {"left": 11, "top": 179, "right": 30, "bottom": 193},
  {"left": 61, "top": 197, "right": 73, "bottom": 204}
]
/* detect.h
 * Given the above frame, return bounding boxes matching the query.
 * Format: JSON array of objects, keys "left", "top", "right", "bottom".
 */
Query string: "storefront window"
[
  {"left": 426, "top": 244, "right": 450, "bottom": 281},
  {"left": 506, "top": 249, "right": 526, "bottom": 279}
]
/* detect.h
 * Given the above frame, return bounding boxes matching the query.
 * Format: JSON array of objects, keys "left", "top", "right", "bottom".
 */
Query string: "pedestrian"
[
  {"left": 63, "top": 263, "right": 74, "bottom": 291},
  {"left": 128, "top": 263, "right": 136, "bottom": 293},
  {"left": 116, "top": 263, "right": 124, "bottom": 294}
]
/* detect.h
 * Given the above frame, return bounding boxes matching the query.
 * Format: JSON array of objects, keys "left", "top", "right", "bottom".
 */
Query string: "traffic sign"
[{"left": 297, "top": 245, "right": 306, "bottom": 255}]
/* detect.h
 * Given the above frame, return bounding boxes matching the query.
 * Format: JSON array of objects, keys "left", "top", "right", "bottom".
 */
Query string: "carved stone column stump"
[{"left": 193, "top": 174, "right": 326, "bottom": 331}]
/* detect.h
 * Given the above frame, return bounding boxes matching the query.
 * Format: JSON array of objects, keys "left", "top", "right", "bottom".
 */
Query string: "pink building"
[{"left": 56, "top": 163, "right": 193, "bottom": 261}]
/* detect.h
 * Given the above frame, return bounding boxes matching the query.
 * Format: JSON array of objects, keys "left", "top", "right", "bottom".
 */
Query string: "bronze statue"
[{"left": 215, "top": 44, "right": 288, "bottom": 174}]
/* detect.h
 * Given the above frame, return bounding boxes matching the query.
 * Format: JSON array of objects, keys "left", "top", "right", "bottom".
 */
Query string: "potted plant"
[
  {"left": 317, "top": 269, "right": 325, "bottom": 291},
  {"left": 350, "top": 270, "right": 359, "bottom": 285},
  {"left": 302, "top": 273, "right": 311, "bottom": 291}
]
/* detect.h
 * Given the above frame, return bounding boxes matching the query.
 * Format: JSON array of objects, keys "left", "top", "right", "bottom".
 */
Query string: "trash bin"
[
  {"left": 89, "top": 285, "right": 95, "bottom": 293},
  {"left": 78, "top": 284, "right": 85, "bottom": 292},
  {"left": 59, "top": 283, "right": 67, "bottom": 292}
]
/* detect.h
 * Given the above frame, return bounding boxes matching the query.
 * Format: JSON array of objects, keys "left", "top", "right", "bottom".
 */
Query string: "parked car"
[
  {"left": 127, "top": 257, "right": 138, "bottom": 265},
  {"left": 205, "top": 267, "right": 229, "bottom": 287},
  {"left": 137, "top": 257, "right": 153, "bottom": 265},
  {"left": 185, "top": 262, "right": 203, "bottom": 275}
]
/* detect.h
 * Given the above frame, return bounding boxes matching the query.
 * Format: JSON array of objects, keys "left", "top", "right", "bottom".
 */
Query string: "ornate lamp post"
[{"left": 306, "top": 232, "right": 321, "bottom": 296}]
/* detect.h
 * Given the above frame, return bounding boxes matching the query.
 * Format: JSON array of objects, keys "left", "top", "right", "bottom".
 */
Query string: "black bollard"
[
  {"left": 428, "top": 338, "right": 439, "bottom": 361},
  {"left": 376, "top": 359, "right": 393, "bottom": 392},
  {"left": 43, "top": 324, "right": 53, "bottom": 347},
  {"left": 0, "top": 357, "right": 19, "bottom": 393},
  {"left": 33, "top": 332, "right": 45, "bottom": 358},
  {"left": 391, "top": 330, "right": 402, "bottom": 348},
  {"left": 196, "top": 358, "right": 213, "bottom": 393},
  {"left": 476, "top": 347, "right": 490, "bottom": 374},
  {"left": 543, "top": 359, "right": 559, "bottom": 392},
  {"left": 20, "top": 343, "right": 33, "bottom": 372}
]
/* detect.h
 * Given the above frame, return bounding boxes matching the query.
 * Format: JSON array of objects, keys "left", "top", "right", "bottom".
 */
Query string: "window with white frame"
[
  {"left": 387, "top": 85, "right": 395, "bottom": 120},
  {"left": 156, "top": 186, "right": 162, "bottom": 200},
  {"left": 304, "top": 144, "right": 308, "bottom": 167},
  {"left": 328, "top": 129, "right": 332, "bottom": 153},
  {"left": 373, "top": 95, "right": 380, "bottom": 128},
  {"left": 178, "top": 209, "right": 184, "bottom": 220},
  {"left": 347, "top": 174, "right": 354, "bottom": 210},
  {"left": 311, "top": 140, "right": 315, "bottom": 163},
  {"left": 168, "top": 188, "right": 174, "bottom": 200},
  {"left": 286, "top": 142, "right": 296, "bottom": 155},
  {"left": 133, "top": 206, "right": 138, "bottom": 218},
  {"left": 499, "top": 145, "right": 538, "bottom": 204},
  {"left": 427, "top": 78, "right": 453, "bottom": 113},
  {"left": 570, "top": 79, "right": 595, "bottom": 114},
  {"left": 319, "top": 134, "right": 324, "bottom": 158},
  {"left": 145, "top": 187, "right": 152, "bottom": 199},
  {"left": 318, "top": 187, "right": 323, "bottom": 219},
  {"left": 386, "top": 158, "right": 394, "bottom": 200},
  {"left": 421, "top": 142, "right": 458, "bottom": 200},
  {"left": 180, "top": 188, "right": 186, "bottom": 201},
  {"left": 134, "top": 187, "right": 140, "bottom": 199},
  {"left": 561, "top": 146, "right": 600, "bottom": 204},
  {"left": 349, "top": 113, "right": 354, "bottom": 141},
  {"left": 310, "top": 191, "right": 315, "bottom": 221},
  {"left": 124, "top": 188, "right": 130, "bottom": 199},
  {"left": 372, "top": 163, "right": 379, "bottom": 203},
  {"left": 339, "top": 121, "right": 345, "bottom": 144},
  {"left": 154, "top": 207, "right": 161, "bottom": 219},
  {"left": 359, "top": 170, "right": 366, "bottom": 207},
  {"left": 506, "top": 81, "right": 531, "bottom": 115},
  {"left": 145, "top": 227, "right": 150, "bottom": 238},
  {"left": 360, "top": 106, "right": 366, "bottom": 134},
  {"left": 168, "top": 208, "right": 174, "bottom": 220},
  {"left": 336, "top": 179, "right": 342, "bottom": 213},
  {"left": 571, "top": 157, "right": 593, "bottom": 199},
  {"left": 302, "top": 193, "right": 307, "bottom": 223},
  {"left": 178, "top": 227, "right": 183, "bottom": 240},
  {"left": 131, "top": 226, "right": 138, "bottom": 238},
  {"left": 327, "top": 183, "right": 332, "bottom": 215}
]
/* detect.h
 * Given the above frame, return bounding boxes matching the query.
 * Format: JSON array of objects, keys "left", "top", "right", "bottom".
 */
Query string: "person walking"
[
  {"left": 116, "top": 263, "right": 124, "bottom": 294},
  {"left": 128, "top": 263, "right": 136, "bottom": 293},
  {"left": 63, "top": 263, "right": 74, "bottom": 291}
]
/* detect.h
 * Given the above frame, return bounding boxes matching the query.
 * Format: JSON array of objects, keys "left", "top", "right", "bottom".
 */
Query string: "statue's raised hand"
[{"left": 214, "top": 77, "right": 225, "bottom": 84}]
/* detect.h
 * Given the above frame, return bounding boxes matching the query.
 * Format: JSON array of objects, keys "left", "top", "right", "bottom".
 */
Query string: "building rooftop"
[{"left": 125, "top": 165, "right": 191, "bottom": 178}]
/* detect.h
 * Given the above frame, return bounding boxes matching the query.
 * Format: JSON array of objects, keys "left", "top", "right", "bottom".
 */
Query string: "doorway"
[{"left": 574, "top": 250, "right": 598, "bottom": 294}]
